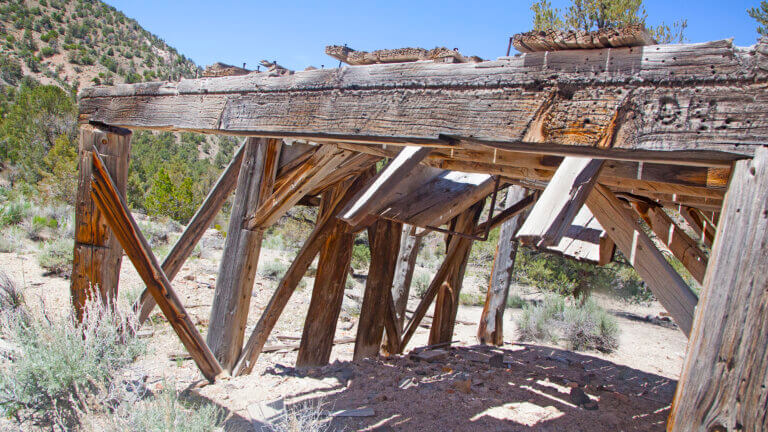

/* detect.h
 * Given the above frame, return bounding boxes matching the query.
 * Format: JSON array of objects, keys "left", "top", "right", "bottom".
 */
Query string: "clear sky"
[{"left": 106, "top": 0, "right": 764, "bottom": 71}]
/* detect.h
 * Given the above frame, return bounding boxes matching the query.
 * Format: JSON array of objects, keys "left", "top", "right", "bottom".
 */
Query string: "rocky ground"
[{"left": 0, "top": 226, "right": 687, "bottom": 431}]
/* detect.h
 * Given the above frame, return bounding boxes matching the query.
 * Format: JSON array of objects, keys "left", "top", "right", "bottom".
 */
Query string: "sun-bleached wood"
[
  {"left": 679, "top": 205, "right": 717, "bottom": 248},
  {"left": 88, "top": 149, "right": 222, "bottom": 382},
  {"left": 518, "top": 157, "right": 604, "bottom": 247},
  {"left": 544, "top": 205, "right": 614, "bottom": 264},
  {"left": 71, "top": 125, "right": 130, "bottom": 319},
  {"left": 381, "top": 225, "right": 422, "bottom": 351},
  {"left": 586, "top": 184, "right": 698, "bottom": 336},
  {"left": 669, "top": 147, "right": 768, "bottom": 431},
  {"left": 478, "top": 186, "right": 529, "bottom": 345}
]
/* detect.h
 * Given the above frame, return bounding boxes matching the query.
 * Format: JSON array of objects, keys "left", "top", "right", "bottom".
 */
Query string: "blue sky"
[{"left": 106, "top": 1, "right": 764, "bottom": 71}]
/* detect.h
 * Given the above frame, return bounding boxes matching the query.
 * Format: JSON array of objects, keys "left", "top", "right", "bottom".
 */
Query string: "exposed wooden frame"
[{"left": 679, "top": 205, "right": 718, "bottom": 247}]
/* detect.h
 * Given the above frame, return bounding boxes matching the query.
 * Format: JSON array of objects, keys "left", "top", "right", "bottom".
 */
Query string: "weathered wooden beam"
[
  {"left": 679, "top": 205, "right": 718, "bottom": 247},
  {"left": 354, "top": 219, "right": 403, "bottom": 360},
  {"left": 475, "top": 192, "right": 536, "bottom": 234},
  {"left": 632, "top": 202, "right": 708, "bottom": 283},
  {"left": 135, "top": 141, "right": 245, "bottom": 324},
  {"left": 71, "top": 124, "right": 130, "bottom": 319},
  {"left": 80, "top": 40, "right": 768, "bottom": 162},
  {"left": 518, "top": 157, "right": 604, "bottom": 247},
  {"left": 669, "top": 147, "right": 768, "bottom": 431},
  {"left": 478, "top": 186, "right": 529, "bottom": 345},
  {"left": 381, "top": 225, "right": 422, "bottom": 351},
  {"left": 429, "top": 202, "right": 483, "bottom": 344},
  {"left": 340, "top": 146, "right": 433, "bottom": 229},
  {"left": 207, "top": 138, "right": 280, "bottom": 372},
  {"left": 88, "top": 149, "right": 222, "bottom": 382},
  {"left": 544, "top": 206, "right": 613, "bottom": 264},
  {"left": 586, "top": 184, "right": 698, "bottom": 336},
  {"left": 232, "top": 171, "right": 372, "bottom": 376}
]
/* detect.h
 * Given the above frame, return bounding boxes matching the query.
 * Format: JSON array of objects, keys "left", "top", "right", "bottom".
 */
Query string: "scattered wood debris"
[{"left": 512, "top": 24, "right": 657, "bottom": 53}]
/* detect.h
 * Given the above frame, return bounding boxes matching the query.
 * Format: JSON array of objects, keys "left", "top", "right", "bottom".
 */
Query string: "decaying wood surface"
[
  {"left": 679, "top": 205, "right": 717, "bottom": 248},
  {"left": 586, "top": 184, "right": 698, "bottom": 336},
  {"left": 207, "top": 138, "right": 279, "bottom": 372},
  {"left": 512, "top": 25, "right": 656, "bottom": 53},
  {"left": 518, "top": 157, "right": 604, "bottom": 247},
  {"left": 354, "top": 219, "right": 402, "bottom": 360},
  {"left": 202, "top": 62, "right": 250, "bottom": 77},
  {"left": 669, "top": 147, "right": 768, "bottom": 431},
  {"left": 71, "top": 125, "right": 130, "bottom": 319},
  {"left": 325, "top": 45, "right": 482, "bottom": 65},
  {"left": 478, "top": 186, "right": 529, "bottom": 345},
  {"left": 382, "top": 225, "right": 421, "bottom": 351},
  {"left": 543, "top": 205, "right": 614, "bottom": 264},
  {"left": 80, "top": 40, "right": 768, "bottom": 163},
  {"left": 88, "top": 149, "right": 222, "bottom": 382},
  {"left": 296, "top": 184, "right": 355, "bottom": 367}
]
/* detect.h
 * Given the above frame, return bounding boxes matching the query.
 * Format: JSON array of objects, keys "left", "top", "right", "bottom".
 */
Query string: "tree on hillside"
[
  {"left": 749, "top": 2, "right": 768, "bottom": 36},
  {"left": 530, "top": 0, "right": 687, "bottom": 43}
]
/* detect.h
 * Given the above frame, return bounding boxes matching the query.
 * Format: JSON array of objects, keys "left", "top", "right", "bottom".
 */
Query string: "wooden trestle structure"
[{"left": 72, "top": 37, "right": 768, "bottom": 430}]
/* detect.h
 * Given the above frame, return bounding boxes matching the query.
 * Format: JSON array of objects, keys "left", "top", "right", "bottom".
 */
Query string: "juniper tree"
[{"left": 749, "top": 1, "right": 768, "bottom": 36}]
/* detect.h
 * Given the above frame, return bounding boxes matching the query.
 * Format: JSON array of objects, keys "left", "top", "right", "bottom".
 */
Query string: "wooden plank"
[
  {"left": 475, "top": 192, "right": 536, "bottom": 234},
  {"left": 517, "top": 157, "right": 604, "bottom": 247},
  {"left": 88, "top": 149, "right": 222, "bottom": 382},
  {"left": 340, "top": 146, "right": 434, "bottom": 229},
  {"left": 679, "top": 205, "right": 717, "bottom": 247},
  {"left": 669, "top": 147, "right": 768, "bottom": 431},
  {"left": 378, "top": 171, "right": 495, "bottom": 228},
  {"left": 79, "top": 40, "right": 768, "bottom": 162},
  {"left": 633, "top": 202, "right": 708, "bottom": 283},
  {"left": 232, "top": 171, "right": 372, "bottom": 376},
  {"left": 381, "top": 225, "right": 422, "bottom": 351},
  {"left": 135, "top": 141, "right": 245, "bottom": 324},
  {"left": 207, "top": 138, "right": 280, "bottom": 372},
  {"left": 586, "top": 184, "right": 698, "bottom": 336},
  {"left": 354, "top": 219, "right": 402, "bottom": 360},
  {"left": 428, "top": 202, "right": 483, "bottom": 344},
  {"left": 478, "top": 186, "right": 529, "bottom": 345},
  {"left": 71, "top": 124, "right": 130, "bottom": 319},
  {"left": 296, "top": 186, "right": 355, "bottom": 367},
  {"left": 544, "top": 206, "right": 609, "bottom": 264}
]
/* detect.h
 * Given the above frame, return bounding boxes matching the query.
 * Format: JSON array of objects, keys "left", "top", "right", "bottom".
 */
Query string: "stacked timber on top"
[{"left": 512, "top": 25, "right": 657, "bottom": 52}]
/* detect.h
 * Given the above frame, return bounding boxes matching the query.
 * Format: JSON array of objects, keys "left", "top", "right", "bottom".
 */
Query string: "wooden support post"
[
  {"left": 632, "top": 202, "right": 708, "bottom": 284},
  {"left": 233, "top": 171, "right": 373, "bottom": 376},
  {"left": 381, "top": 224, "right": 421, "bottom": 351},
  {"left": 517, "top": 157, "right": 604, "bottom": 247},
  {"left": 586, "top": 184, "right": 698, "bottom": 336},
  {"left": 135, "top": 142, "right": 245, "bottom": 324},
  {"left": 679, "top": 205, "right": 717, "bottom": 247},
  {"left": 477, "top": 186, "right": 530, "bottom": 345},
  {"left": 669, "top": 147, "right": 768, "bottom": 431},
  {"left": 207, "top": 138, "right": 280, "bottom": 372},
  {"left": 428, "top": 201, "right": 484, "bottom": 345},
  {"left": 71, "top": 124, "right": 131, "bottom": 319},
  {"left": 354, "top": 219, "right": 403, "bottom": 360},
  {"left": 88, "top": 149, "right": 222, "bottom": 382},
  {"left": 295, "top": 187, "right": 356, "bottom": 367}
]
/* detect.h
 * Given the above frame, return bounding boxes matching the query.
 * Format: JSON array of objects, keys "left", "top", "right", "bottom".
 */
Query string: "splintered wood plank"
[
  {"left": 544, "top": 205, "right": 613, "bottom": 264},
  {"left": 586, "top": 184, "right": 698, "bottom": 336},
  {"left": 354, "top": 219, "right": 402, "bottom": 360},
  {"left": 517, "top": 157, "right": 604, "bottom": 247},
  {"left": 341, "top": 146, "right": 434, "bottom": 229},
  {"left": 88, "top": 149, "right": 222, "bottom": 382},
  {"left": 296, "top": 186, "right": 356, "bottom": 367},
  {"left": 135, "top": 141, "right": 245, "bottom": 324},
  {"left": 71, "top": 125, "right": 130, "bottom": 319},
  {"left": 233, "top": 171, "right": 373, "bottom": 376},
  {"left": 633, "top": 202, "right": 708, "bottom": 283},
  {"left": 378, "top": 171, "right": 495, "bottom": 228},
  {"left": 669, "top": 147, "right": 768, "bottom": 431},
  {"left": 478, "top": 186, "right": 529, "bottom": 345}
]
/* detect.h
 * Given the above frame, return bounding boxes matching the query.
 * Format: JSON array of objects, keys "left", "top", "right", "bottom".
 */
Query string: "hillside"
[{"left": 0, "top": 0, "right": 199, "bottom": 89}]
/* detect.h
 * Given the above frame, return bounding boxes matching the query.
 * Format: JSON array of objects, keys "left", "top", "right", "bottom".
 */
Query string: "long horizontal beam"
[{"left": 80, "top": 40, "right": 768, "bottom": 164}]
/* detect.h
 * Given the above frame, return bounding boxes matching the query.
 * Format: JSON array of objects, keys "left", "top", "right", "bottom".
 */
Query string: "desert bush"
[
  {"left": 0, "top": 271, "right": 25, "bottom": 317},
  {"left": 267, "top": 401, "right": 330, "bottom": 432},
  {"left": 506, "top": 293, "right": 526, "bottom": 309},
  {"left": 38, "top": 237, "right": 73, "bottom": 275},
  {"left": 459, "top": 291, "right": 484, "bottom": 306},
  {"left": 516, "top": 295, "right": 565, "bottom": 344},
  {"left": 263, "top": 232, "right": 288, "bottom": 251},
  {"left": 23, "top": 214, "right": 58, "bottom": 240},
  {"left": 0, "top": 226, "right": 24, "bottom": 253},
  {"left": 0, "top": 200, "right": 31, "bottom": 227},
  {"left": 259, "top": 259, "right": 288, "bottom": 280},
  {"left": 412, "top": 269, "right": 431, "bottom": 298},
  {"left": 350, "top": 237, "right": 370, "bottom": 271},
  {"left": 0, "top": 297, "right": 145, "bottom": 428}
]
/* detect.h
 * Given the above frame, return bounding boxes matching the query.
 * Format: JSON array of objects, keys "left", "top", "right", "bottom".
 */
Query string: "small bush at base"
[
  {"left": 259, "top": 259, "right": 288, "bottom": 280},
  {"left": 458, "top": 291, "right": 485, "bottom": 306},
  {"left": 38, "top": 237, "right": 74, "bottom": 276},
  {"left": 267, "top": 401, "right": 330, "bottom": 432},
  {"left": 506, "top": 293, "right": 526, "bottom": 309}
]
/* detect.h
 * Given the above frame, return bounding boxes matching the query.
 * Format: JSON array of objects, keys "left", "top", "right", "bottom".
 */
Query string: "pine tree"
[{"left": 749, "top": 1, "right": 768, "bottom": 36}]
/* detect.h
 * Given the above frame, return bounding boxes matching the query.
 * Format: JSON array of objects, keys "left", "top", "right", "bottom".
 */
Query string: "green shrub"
[
  {"left": 0, "top": 200, "right": 31, "bottom": 227},
  {"left": 412, "top": 269, "right": 431, "bottom": 298},
  {"left": 259, "top": 259, "right": 288, "bottom": 280},
  {"left": 0, "top": 226, "right": 24, "bottom": 253},
  {"left": 506, "top": 293, "right": 526, "bottom": 309},
  {"left": 350, "top": 241, "right": 370, "bottom": 271},
  {"left": 38, "top": 237, "right": 73, "bottom": 275},
  {"left": 516, "top": 295, "right": 564, "bottom": 344},
  {"left": 459, "top": 291, "right": 484, "bottom": 306}
]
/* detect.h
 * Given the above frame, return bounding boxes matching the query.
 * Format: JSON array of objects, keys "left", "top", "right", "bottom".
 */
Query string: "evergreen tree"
[{"left": 749, "top": 1, "right": 768, "bottom": 36}]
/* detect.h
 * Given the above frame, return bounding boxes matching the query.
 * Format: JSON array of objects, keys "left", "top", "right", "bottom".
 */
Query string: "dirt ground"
[{"left": 0, "top": 228, "right": 688, "bottom": 431}]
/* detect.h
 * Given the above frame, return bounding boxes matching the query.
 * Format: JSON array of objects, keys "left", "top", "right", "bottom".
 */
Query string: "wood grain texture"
[
  {"left": 478, "top": 186, "right": 529, "bottom": 345},
  {"left": 381, "top": 225, "right": 422, "bottom": 351},
  {"left": 586, "top": 184, "right": 698, "bottom": 336},
  {"left": 544, "top": 205, "right": 610, "bottom": 264},
  {"left": 680, "top": 205, "right": 717, "bottom": 248},
  {"left": 354, "top": 219, "right": 402, "bottom": 360},
  {"left": 88, "top": 149, "right": 222, "bottom": 382},
  {"left": 71, "top": 125, "right": 130, "bottom": 319},
  {"left": 669, "top": 146, "right": 768, "bottom": 431}
]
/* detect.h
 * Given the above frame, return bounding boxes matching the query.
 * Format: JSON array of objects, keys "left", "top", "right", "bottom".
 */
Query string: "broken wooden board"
[
  {"left": 513, "top": 25, "right": 656, "bottom": 53},
  {"left": 325, "top": 45, "right": 481, "bottom": 65},
  {"left": 543, "top": 205, "right": 614, "bottom": 265}
]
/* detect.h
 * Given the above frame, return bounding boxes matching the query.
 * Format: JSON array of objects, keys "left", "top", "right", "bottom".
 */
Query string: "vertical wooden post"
[
  {"left": 71, "top": 124, "right": 131, "bottom": 319},
  {"left": 381, "top": 224, "right": 421, "bottom": 350},
  {"left": 354, "top": 219, "right": 402, "bottom": 361},
  {"left": 477, "top": 186, "right": 529, "bottom": 345},
  {"left": 428, "top": 201, "right": 484, "bottom": 345},
  {"left": 669, "top": 148, "right": 768, "bottom": 431},
  {"left": 207, "top": 138, "right": 280, "bottom": 372},
  {"left": 296, "top": 186, "right": 355, "bottom": 367}
]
